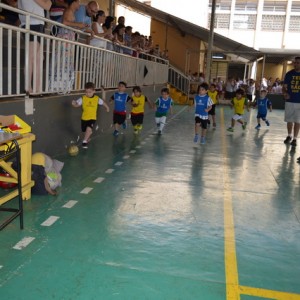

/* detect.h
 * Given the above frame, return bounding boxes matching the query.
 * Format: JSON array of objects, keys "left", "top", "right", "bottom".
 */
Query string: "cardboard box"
[{"left": 0, "top": 115, "right": 31, "bottom": 134}]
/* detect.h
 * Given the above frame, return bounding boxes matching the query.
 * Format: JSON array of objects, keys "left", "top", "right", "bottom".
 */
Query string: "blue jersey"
[
  {"left": 155, "top": 97, "right": 173, "bottom": 116},
  {"left": 194, "top": 94, "right": 213, "bottom": 119},
  {"left": 257, "top": 97, "right": 271, "bottom": 115},
  {"left": 284, "top": 69, "right": 300, "bottom": 103},
  {"left": 112, "top": 92, "right": 129, "bottom": 113}
]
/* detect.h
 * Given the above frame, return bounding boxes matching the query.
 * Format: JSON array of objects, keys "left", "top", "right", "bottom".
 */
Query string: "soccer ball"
[{"left": 68, "top": 145, "right": 79, "bottom": 156}]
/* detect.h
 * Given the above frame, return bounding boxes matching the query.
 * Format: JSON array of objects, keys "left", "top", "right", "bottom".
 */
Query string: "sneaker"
[
  {"left": 134, "top": 129, "right": 138, "bottom": 135},
  {"left": 227, "top": 127, "right": 234, "bottom": 132},
  {"left": 284, "top": 136, "right": 292, "bottom": 144},
  {"left": 290, "top": 139, "right": 297, "bottom": 147},
  {"left": 193, "top": 134, "right": 199, "bottom": 143},
  {"left": 200, "top": 136, "right": 206, "bottom": 144},
  {"left": 265, "top": 120, "right": 270, "bottom": 126},
  {"left": 122, "top": 122, "right": 127, "bottom": 129},
  {"left": 113, "top": 130, "right": 119, "bottom": 136},
  {"left": 213, "top": 123, "right": 216, "bottom": 129},
  {"left": 255, "top": 124, "right": 261, "bottom": 130},
  {"left": 157, "top": 130, "right": 162, "bottom": 135},
  {"left": 242, "top": 121, "right": 247, "bottom": 130},
  {"left": 82, "top": 142, "right": 88, "bottom": 149}
]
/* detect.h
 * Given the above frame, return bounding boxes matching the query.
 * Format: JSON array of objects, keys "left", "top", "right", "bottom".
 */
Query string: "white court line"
[
  {"left": 135, "top": 146, "right": 141, "bottom": 149},
  {"left": 0, "top": 265, "right": 3, "bottom": 269},
  {"left": 94, "top": 177, "right": 105, "bottom": 183},
  {"left": 141, "top": 142, "right": 146, "bottom": 145},
  {"left": 115, "top": 161, "right": 123, "bottom": 166},
  {"left": 62, "top": 200, "right": 78, "bottom": 208},
  {"left": 80, "top": 187, "right": 93, "bottom": 194},
  {"left": 123, "top": 155, "right": 130, "bottom": 159},
  {"left": 129, "top": 150, "right": 136, "bottom": 154},
  {"left": 41, "top": 216, "right": 60, "bottom": 227},
  {"left": 105, "top": 169, "right": 114, "bottom": 174},
  {"left": 13, "top": 237, "right": 35, "bottom": 250}
]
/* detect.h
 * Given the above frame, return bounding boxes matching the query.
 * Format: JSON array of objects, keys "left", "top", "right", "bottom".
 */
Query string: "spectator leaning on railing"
[
  {"left": 18, "top": 0, "right": 52, "bottom": 95},
  {"left": 90, "top": 10, "right": 107, "bottom": 49}
]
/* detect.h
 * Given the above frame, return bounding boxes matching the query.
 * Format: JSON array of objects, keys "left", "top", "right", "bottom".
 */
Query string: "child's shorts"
[
  {"left": 131, "top": 113, "right": 144, "bottom": 125},
  {"left": 208, "top": 104, "right": 216, "bottom": 116},
  {"left": 195, "top": 117, "right": 208, "bottom": 129},
  {"left": 232, "top": 114, "right": 244, "bottom": 121},
  {"left": 257, "top": 113, "right": 267, "bottom": 120},
  {"left": 113, "top": 112, "right": 126, "bottom": 125},
  {"left": 81, "top": 119, "right": 96, "bottom": 132}
]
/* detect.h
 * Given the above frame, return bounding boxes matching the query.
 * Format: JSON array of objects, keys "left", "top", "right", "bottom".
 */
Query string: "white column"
[
  {"left": 229, "top": 0, "right": 236, "bottom": 36},
  {"left": 254, "top": 0, "right": 264, "bottom": 49},
  {"left": 282, "top": 0, "right": 292, "bottom": 48}
]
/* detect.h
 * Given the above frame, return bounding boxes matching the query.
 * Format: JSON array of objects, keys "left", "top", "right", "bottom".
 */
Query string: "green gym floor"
[{"left": 0, "top": 105, "right": 300, "bottom": 300}]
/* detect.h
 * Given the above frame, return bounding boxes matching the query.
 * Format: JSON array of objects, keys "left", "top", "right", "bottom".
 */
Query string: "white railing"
[
  {"left": 168, "top": 65, "right": 190, "bottom": 96},
  {"left": 0, "top": 3, "right": 168, "bottom": 97}
]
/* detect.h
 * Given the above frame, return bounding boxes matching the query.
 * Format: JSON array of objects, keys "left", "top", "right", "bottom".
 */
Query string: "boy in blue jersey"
[
  {"left": 155, "top": 87, "right": 174, "bottom": 135},
  {"left": 110, "top": 81, "right": 132, "bottom": 136},
  {"left": 254, "top": 90, "right": 272, "bottom": 130},
  {"left": 194, "top": 82, "right": 213, "bottom": 144}
]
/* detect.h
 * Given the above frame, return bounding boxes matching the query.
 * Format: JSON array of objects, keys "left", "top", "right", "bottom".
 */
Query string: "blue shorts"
[{"left": 257, "top": 113, "right": 267, "bottom": 120}]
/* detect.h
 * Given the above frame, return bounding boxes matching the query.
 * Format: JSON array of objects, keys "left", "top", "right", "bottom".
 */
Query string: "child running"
[
  {"left": 207, "top": 83, "right": 218, "bottom": 128},
  {"left": 131, "top": 86, "right": 153, "bottom": 135},
  {"left": 155, "top": 87, "right": 174, "bottom": 135},
  {"left": 110, "top": 81, "right": 132, "bottom": 136},
  {"left": 72, "top": 82, "right": 110, "bottom": 148},
  {"left": 227, "top": 88, "right": 249, "bottom": 132},
  {"left": 254, "top": 89, "right": 272, "bottom": 129},
  {"left": 194, "top": 82, "right": 213, "bottom": 144}
]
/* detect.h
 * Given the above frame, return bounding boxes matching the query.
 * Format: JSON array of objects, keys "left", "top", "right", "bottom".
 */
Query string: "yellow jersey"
[
  {"left": 208, "top": 90, "right": 218, "bottom": 105},
  {"left": 232, "top": 97, "right": 247, "bottom": 115},
  {"left": 81, "top": 95, "right": 101, "bottom": 120},
  {"left": 131, "top": 95, "right": 146, "bottom": 114}
]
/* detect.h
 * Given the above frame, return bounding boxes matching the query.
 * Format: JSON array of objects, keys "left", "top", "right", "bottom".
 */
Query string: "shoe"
[
  {"left": 113, "top": 130, "right": 119, "bottom": 136},
  {"left": 227, "top": 127, "right": 234, "bottom": 132},
  {"left": 242, "top": 121, "right": 247, "bottom": 130},
  {"left": 157, "top": 130, "right": 162, "bottom": 135},
  {"left": 284, "top": 136, "right": 292, "bottom": 144},
  {"left": 122, "top": 122, "right": 127, "bottom": 129},
  {"left": 193, "top": 134, "right": 199, "bottom": 143},
  {"left": 265, "top": 120, "right": 270, "bottom": 126},
  {"left": 200, "top": 137, "right": 206, "bottom": 144},
  {"left": 290, "top": 139, "right": 297, "bottom": 147},
  {"left": 82, "top": 142, "right": 88, "bottom": 149},
  {"left": 255, "top": 124, "right": 261, "bottom": 130},
  {"left": 134, "top": 129, "right": 138, "bottom": 135},
  {"left": 213, "top": 123, "right": 216, "bottom": 128}
]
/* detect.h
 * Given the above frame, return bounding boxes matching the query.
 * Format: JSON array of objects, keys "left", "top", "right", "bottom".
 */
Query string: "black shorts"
[
  {"left": 208, "top": 104, "right": 216, "bottom": 116},
  {"left": 195, "top": 117, "right": 208, "bottom": 129},
  {"left": 22, "top": 24, "right": 44, "bottom": 43},
  {"left": 81, "top": 119, "right": 96, "bottom": 132},
  {"left": 131, "top": 113, "right": 144, "bottom": 125},
  {"left": 113, "top": 113, "right": 126, "bottom": 125}
]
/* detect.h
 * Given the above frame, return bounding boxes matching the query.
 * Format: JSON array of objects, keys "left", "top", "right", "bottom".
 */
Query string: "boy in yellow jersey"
[
  {"left": 227, "top": 88, "right": 249, "bottom": 132},
  {"left": 208, "top": 83, "right": 218, "bottom": 128},
  {"left": 130, "top": 86, "right": 153, "bottom": 134},
  {"left": 72, "top": 82, "right": 109, "bottom": 148}
]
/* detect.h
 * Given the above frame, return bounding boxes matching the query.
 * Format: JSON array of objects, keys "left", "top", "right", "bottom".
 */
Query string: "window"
[
  {"left": 209, "top": 0, "right": 232, "bottom": 11},
  {"left": 233, "top": 14, "right": 256, "bottom": 29},
  {"left": 261, "top": 14, "right": 285, "bottom": 30},
  {"left": 263, "top": 1, "right": 287, "bottom": 12},
  {"left": 289, "top": 15, "right": 300, "bottom": 31},
  {"left": 291, "top": 0, "right": 300, "bottom": 12},
  {"left": 208, "top": 13, "right": 230, "bottom": 29},
  {"left": 235, "top": 0, "right": 258, "bottom": 11}
]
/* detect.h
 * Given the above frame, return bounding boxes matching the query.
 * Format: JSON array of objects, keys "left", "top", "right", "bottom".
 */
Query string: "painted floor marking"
[
  {"left": 141, "top": 141, "right": 146, "bottom": 145},
  {"left": 239, "top": 285, "right": 300, "bottom": 300},
  {"left": 129, "top": 150, "right": 136, "bottom": 154},
  {"left": 105, "top": 168, "right": 114, "bottom": 174},
  {"left": 80, "top": 187, "right": 93, "bottom": 194},
  {"left": 135, "top": 145, "right": 141, "bottom": 149},
  {"left": 115, "top": 161, "right": 123, "bottom": 166},
  {"left": 94, "top": 177, "right": 105, "bottom": 183},
  {"left": 12, "top": 237, "right": 35, "bottom": 250},
  {"left": 220, "top": 108, "right": 300, "bottom": 300},
  {"left": 62, "top": 200, "right": 78, "bottom": 208},
  {"left": 0, "top": 265, "right": 3, "bottom": 269},
  {"left": 220, "top": 108, "right": 240, "bottom": 300},
  {"left": 123, "top": 155, "right": 130, "bottom": 159},
  {"left": 41, "top": 216, "right": 60, "bottom": 227}
]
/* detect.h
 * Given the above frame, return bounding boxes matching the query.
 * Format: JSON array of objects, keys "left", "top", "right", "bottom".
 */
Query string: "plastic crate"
[{"left": 0, "top": 115, "right": 31, "bottom": 134}]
